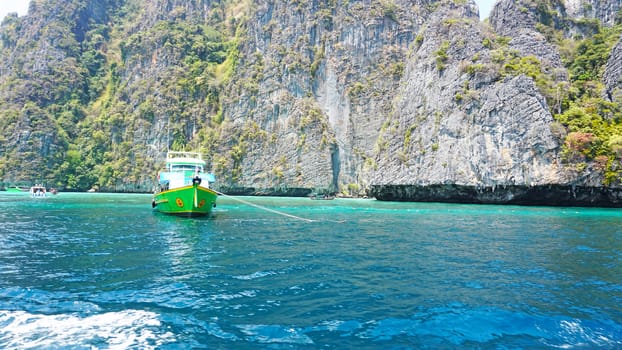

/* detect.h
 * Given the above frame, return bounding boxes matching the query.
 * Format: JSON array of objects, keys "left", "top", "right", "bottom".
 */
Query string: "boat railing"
[{"left": 166, "top": 151, "right": 203, "bottom": 160}]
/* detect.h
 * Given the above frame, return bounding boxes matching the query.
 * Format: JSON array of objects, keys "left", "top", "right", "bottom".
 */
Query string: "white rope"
[{"left": 213, "top": 190, "right": 316, "bottom": 223}]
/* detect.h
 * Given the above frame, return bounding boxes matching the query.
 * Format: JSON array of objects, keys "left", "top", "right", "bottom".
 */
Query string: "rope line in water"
[{"left": 213, "top": 190, "right": 316, "bottom": 223}]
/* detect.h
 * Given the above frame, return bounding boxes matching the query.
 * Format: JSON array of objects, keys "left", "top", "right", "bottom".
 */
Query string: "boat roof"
[{"left": 165, "top": 151, "right": 206, "bottom": 166}]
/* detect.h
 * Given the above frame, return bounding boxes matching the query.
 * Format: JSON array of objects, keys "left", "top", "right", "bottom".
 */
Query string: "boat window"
[{"left": 170, "top": 165, "right": 204, "bottom": 172}]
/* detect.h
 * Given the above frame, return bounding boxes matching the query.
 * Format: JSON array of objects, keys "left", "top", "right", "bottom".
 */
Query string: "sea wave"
[
  {"left": 0, "top": 309, "right": 176, "bottom": 349},
  {"left": 236, "top": 324, "right": 314, "bottom": 344},
  {"left": 232, "top": 271, "right": 277, "bottom": 280},
  {"left": 224, "top": 306, "right": 622, "bottom": 347},
  {"left": 336, "top": 305, "right": 622, "bottom": 348},
  {"left": 1, "top": 305, "right": 620, "bottom": 348}
]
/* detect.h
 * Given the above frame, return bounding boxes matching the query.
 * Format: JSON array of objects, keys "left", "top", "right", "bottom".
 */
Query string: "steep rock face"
[
  {"left": 0, "top": 0, "right": 218, "bottom": 190},
  {"left": 106, "top": 1, "right": 219, "bottom": 168},
  {"left": 369, "top": 0, "right": 621, "bottom": 203},
  {"left": 489, "top": 0, "right": 565, "bottom": 73},
  {"left": 604, "top": 35, "right": 622, "bottom": 101},
  {"left": 220, "top": 0, "right": 431, "bottom": 193},
  {"left": 0, "top": 0, "right": 121, "bottom": 184},
  {"left": 489, "top": 0, "right": 540, "bottom": 34},
  {"left": 369, "top": 3, "right": 567, "bottom": 188},
  {"left": 565, "top": 0, "right": 622, "bottom": 27}
]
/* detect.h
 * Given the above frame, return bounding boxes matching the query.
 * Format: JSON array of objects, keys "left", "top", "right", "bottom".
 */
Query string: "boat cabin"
[
  {"left": 30, "top": 185, "right": 47, "bottom": 198},
  {"left": 158, "top": 151, "right": 215, "bottom": 191}
]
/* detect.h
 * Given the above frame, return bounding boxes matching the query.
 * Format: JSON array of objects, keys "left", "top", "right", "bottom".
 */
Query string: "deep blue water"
[{"left": 0, "top": 192, "right": 621, "bottom": 349}]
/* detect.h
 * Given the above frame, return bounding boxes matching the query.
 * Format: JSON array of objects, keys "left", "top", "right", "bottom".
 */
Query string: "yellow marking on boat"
[{"left": 159, "top": 185, "right": 219, "bottom": 196}]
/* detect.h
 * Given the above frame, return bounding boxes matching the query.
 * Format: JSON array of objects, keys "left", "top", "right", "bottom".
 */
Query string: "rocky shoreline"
[
  {"left": 8, "top": 183, "right": 622, "bottom": 207},
  {"left": 209, "top": 184, "right": 622, "bottom": 208},
  {"left": 368, "top": 184, "right": 622, "bottom": 207}
]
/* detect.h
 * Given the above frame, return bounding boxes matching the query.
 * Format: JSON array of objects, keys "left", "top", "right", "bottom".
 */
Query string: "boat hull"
[
  {"left": 153, "top": 185, "right": 218, "bottom": 217},
  {"left": 6, "top": 187, "right": 29, "bottom": 193}
]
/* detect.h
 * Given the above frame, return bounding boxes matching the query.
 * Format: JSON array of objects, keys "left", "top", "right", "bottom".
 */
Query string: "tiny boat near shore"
[
  {"left": 30, "top": 185, "right": 47, "bottom": 198},
  {"left": 6, "top": 186, "right": 29, "bottom": 193},
  {"left": 152, "top": 151, "right": 218, "bottom": 217},
  {"left": 309, "top": 193, "right": 335, "bottom": 200}
]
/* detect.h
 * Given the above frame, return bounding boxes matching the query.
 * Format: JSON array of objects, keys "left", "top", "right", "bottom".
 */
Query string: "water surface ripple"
[{"left": 1, "top": 193, "right": 621, "bottom": 348}]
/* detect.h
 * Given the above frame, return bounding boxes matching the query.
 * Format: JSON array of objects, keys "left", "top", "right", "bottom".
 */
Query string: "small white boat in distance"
[{"left": 30, "top": 185, "right": 47, "bottom": 198}]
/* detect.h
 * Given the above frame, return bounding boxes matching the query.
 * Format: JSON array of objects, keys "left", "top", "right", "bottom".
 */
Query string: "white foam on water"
[
  {"left": 555, "top": 319, "right": 621, "bottom": 348},
  {"left": 237, "top": 324, "right": 314, "bottom": 344},
  {"left": 232, "top": 271, "right": 277, "bottom": 280},
  {"left": 0, "top": 309, "right": 176, "bottom": 349}
]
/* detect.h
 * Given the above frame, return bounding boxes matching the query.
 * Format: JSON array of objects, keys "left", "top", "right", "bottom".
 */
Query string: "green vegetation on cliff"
[
  {"left": 484, "top": 0, "right": 622, "bottom": 184},
  {"left": 553, "top": 22, "right": 622, "bottom": 183},
  {"left": 0, "top": 0, "right": 247, "bottom": 191}
]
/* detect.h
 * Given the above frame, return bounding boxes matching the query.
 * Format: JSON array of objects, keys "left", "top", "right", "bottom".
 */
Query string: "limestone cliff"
[
  {"left": 1, "top": 0, "right": 622, "bottom": 206},
  {"left": 565, "top": 0, "right": 622, "bottom": 27},
  {"left": 605, "top": 35, "right": 622, "bottom": 101},
  {"left": 220, "top": 0, "right": 429, "bottom": 194},
  {"left": 0, "top": 0, "right": 120, "bottom": 184},
  {"left": 368, "top": 0, "right": 622, "bottom": 205},
  {"left": 370, "top": 21, "right": 564, "bottom": 187}
]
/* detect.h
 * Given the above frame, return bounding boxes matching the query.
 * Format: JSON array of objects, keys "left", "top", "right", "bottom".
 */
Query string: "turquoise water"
[{"left": 0, "top": 192, "right": 621, "bottom": 349}]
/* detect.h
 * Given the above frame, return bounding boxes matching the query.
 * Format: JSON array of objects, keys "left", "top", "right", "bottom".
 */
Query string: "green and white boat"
[
  {"left": 6, "top": 186, "right": 29, "bottom": 193},
  {"left": 152, "top": 151, "right": 218, "bottom": 217}
]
